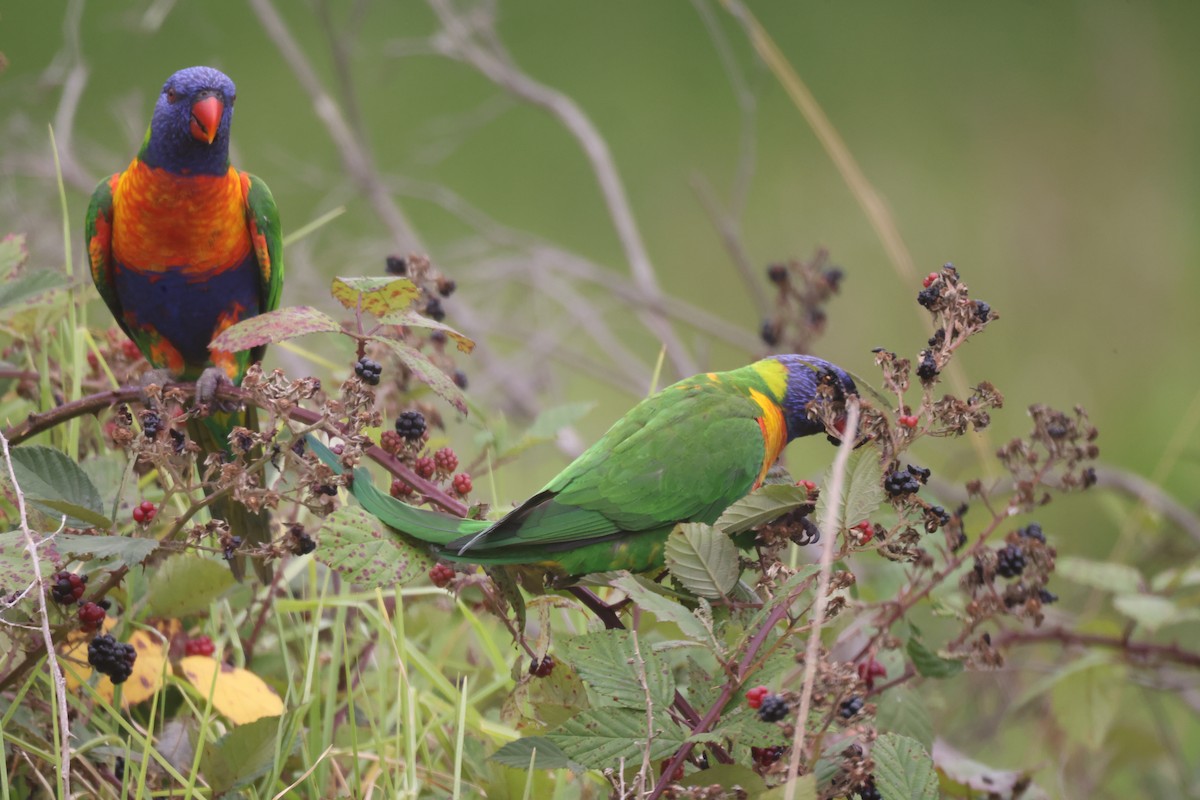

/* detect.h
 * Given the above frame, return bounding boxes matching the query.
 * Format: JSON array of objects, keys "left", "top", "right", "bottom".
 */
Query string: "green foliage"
[
  {"left": 314, "top": 505, "right": 434, "bottom": 588},
  {"left": 9, "top": 444, "right": 109, "bottom": 527},
  {"left": 200, "top": 713, "right": 299, "bottom": 794},
  {"left": 871, "top": 733, "right": 938, "bottom": 800},
  {"left": 145, "top": 555, "right": 236, "bottom": 617},
  {"left": 664, "top": 522, "right": 740, "bottom": 599}
]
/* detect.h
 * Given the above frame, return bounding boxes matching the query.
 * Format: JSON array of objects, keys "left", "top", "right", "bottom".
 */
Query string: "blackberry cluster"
[
  {"left": 88, "top": 634, "right": 136, "bottom": 684},
  {"left": 452, "top": 370, "right": 469, "bottom": 390},
  {"left": 767, "top": 263, "right": 789, "bottom": 284},
  {"left": 995, "top": 544, "right": 1026, "bottom": 578},
  {"left": 429, "top": 563, "right": 455, "bottom": 588},
  {"left": 760, "top": 319, "right": 780, "bottom": 347},
  {"left": 50, "top": 571, "right": 87, "bottom": 604},
  {"left": 413, "top": 457, "right": 436, "bottom": 479},
  {"left": 379, "top": 429, "right": 404, "bottom": 455},
  {"left": 884, "top": 470, "right": 921, "bottom": 498},
  {"left": 433, "top": 447, "right": 458, "bottom": 474},
  {"left": 529, "top": 655, "right": 556, "bottom": 678},
  {"left": 287, "top": 524, "right": 317, "bottom": 556},
  {"left": 78, "top": 601, "right": 106, "bottom": 632},
  {"left": 385, "top": 255, "right": 408, "bottom": 275},
  {"left": 751, "top": 746, "right": 784, "bottom": 766},
  {"left": 975, "top": 300, "right": 991, "bottom": 322},
  {"left": 916, "top": 350, "right": 939, "bottom": 380},
  {"left": 142, "top": 410, "right": 162, "bottom": 439},
  {"left": 839, "top": 695, "right": 864, "bottom": 719},
  {"left": 757, "top": 694, "right": 790, "bottom": 723},
  {"left": 395, "top": 410, "right": 426, "bottom": 441},
  {"left": 917, "top": 282, "right": 940, "bottom": 309},
  {"left": 223, "top": 535, "right": 243, "bottom": 563},
  {"left": 927, "top": 328, "right": 946, "bottom": 348},
  {"left": 436, "top": 277, "right": 457, "bottom": 297},
  {"left": 354, "top": 357, "right": 382, "bottom": 386},
  {"left": 1038, "top": 588, "right": 1059, "bottom": 604},
  {"left": 184, "top": 635, "right": 215, "bottom": 657},
  {"left": 1018, "top": 523, "right": 1046, "bottom": 543}
]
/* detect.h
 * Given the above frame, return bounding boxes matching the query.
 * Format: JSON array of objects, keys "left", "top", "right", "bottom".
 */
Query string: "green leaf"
[
  {"left": 546, "top": 707, "right": 686, "bottom": 768},
  {"left": 677, "top": 764, "right": 767, "bottom": 794},
  {"left": 314, "top": 506, "right": 433, "bottom": 588},
  {"left": 814, "top": 449, "right": 885, "bottom": 529},
  {"left": 8, "top": 445, "right": 105, "bottom": 527},
  {"left": 871, "top": 733, "right": 938, "bottom": 800},
  {"left": 1050, "top": 660, "right": 1126, "bottom": 750},
  {"left": 1112, "top": 593, "right": 1199, "bottom": 632},
  {"left": 0, "top": 530, "right": 53, "bottom": 595},
  {"left": 932, "top": 739, "right": 1037, "bottom": 797},
  {"left": 30, "top": 499, "right": 112, "bottom": 529},
  {"left": 0, "top": 234, "right": 27, "bottom": 277},
  {"left": 906, "top": 635, "right": 963, "bottom": 679},
  {"left": 53, "top": 533, "right": 158, "bottom": 568},
  {"left": 210, "top": 306, "right": 340, "bottom": 353},
  {"left": 665, "top": 523, "right": 739, "bottom": 599},
  {"left": 201, "top": 713, "right": 293, "bottom": 794},
  {"left": 717, "top": 483, "right": 812, "bottom": 535},
  {"left": 563, "top": 629, "right": 675, "bottom": 709},
  {"left": 490, "top": 737, "right": 585, "bottom": 772},
  {"left": 717, "top": 705, "right": 790, "bottom": 747},
  {"left": 502, "top": 661, "right": 590, "bottom": 732},
  {"left": 372, "top": 337, "right": 468, "bottom": 415},
  {"left": 146, "top": 555, "right": 236, "bottom": 617},
  {"left": 377, "top": 308, "right": 475, "bottom": 353},
  {"left": 609, "top": 573, "right": 713, "bottom": 644},
  {"left": 874, "top": 687, "right": 933, "bottom": 749},
  {"left": 1056, "top": 556, "right": 1141, "bottom": 594},
  {"left": 0, "top": 270, "right": 61, "bottom": 312},
  {"left": 760, "top": 775, "right": 817, "bottom": 800},
  {"left": 331, "top": 276, "right": 420, "bottom": 316}
]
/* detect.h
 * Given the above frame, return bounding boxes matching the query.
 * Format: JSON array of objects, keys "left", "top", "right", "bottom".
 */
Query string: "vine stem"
[
  {"left": 785, "top": 399, "right": 860, "bottom": 795},
  {"left": 0, "top": 430, "right": 72, "bottom": 797}
]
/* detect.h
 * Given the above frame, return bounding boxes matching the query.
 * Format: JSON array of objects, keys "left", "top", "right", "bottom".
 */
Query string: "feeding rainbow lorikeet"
[
  {"left": 85, "top": 66, "right": 282, "bottom": 582},
  {"left": 309, "top": 354, "right": 856, "bottom": 584}
]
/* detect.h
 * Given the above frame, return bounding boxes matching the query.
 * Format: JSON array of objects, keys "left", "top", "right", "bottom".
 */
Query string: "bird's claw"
[{"left": 196, "top": 367, "right": 239, "bottom": 413}]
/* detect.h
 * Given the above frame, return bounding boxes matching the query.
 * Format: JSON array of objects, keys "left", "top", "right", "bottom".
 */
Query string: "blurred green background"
[{"left": 2, "top": 1, "right": 1198, "bottom": 794}]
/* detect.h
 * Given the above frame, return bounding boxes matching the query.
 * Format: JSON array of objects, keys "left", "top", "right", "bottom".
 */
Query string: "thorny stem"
[
  {"left": 994, "top": 627, "right": 1200, "bottom": 670},
  {"left": 0, "top": 430, "right": 72, "bottom": 796}
]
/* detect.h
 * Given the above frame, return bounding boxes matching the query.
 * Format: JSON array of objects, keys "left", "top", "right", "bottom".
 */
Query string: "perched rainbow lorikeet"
[
  {"left": 310, "top": 355, "right": 856, "bottom": 584},
  {"left": 85, "top": 66, "right": 282, "bottom": 582}
]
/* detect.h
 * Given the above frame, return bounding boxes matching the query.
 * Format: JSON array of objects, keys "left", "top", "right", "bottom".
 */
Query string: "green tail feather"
[{"left": 188, "top": 405, "right": 272, "bottom": 583}]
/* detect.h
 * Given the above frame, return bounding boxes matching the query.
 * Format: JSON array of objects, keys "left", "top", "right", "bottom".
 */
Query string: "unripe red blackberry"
[
  {"left": 50, "top": 570, "right": 87, "bottom": 604},
  {"left": 429, "top": 563, "right": 455, "bottom": 588},
  {"left": 452, "top": 473, "right": 473, "bottom": 495},
  {"left": 413, "top": 457, "right": 436, "bottom": 480},
  {"left": 380, "top": 429, "right": 404, "bottom": 455},
  {"left": 433, "top": 447, "right": 458, "bottom": 474},
  {"left": 78, "top": 601, "right": 106, "bottom": 632},
  {"left": 184, "top": 636, "right": 216, "bottom": 657}
]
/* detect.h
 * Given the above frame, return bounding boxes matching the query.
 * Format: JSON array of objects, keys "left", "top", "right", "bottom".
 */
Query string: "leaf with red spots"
[
  {"left": 331, "top": 276, "right": 420, "bottom": 317},
  {"left": 314, "top": 506, "right": 433, "bottom": 589},
  {"left": 210, "top": 306, "right": 340, "bottom": 353},
  {"left": 378, "top": 307, "right": 475, "bottom": 353},
  {"left": 371, "top": 336, "right": 468, "bottom": 414}
]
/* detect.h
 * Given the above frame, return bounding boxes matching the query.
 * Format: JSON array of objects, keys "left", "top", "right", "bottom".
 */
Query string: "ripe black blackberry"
[
  {"left": 856, "top": 778, "right": 882, "bottom": 800},
  {"left": 88, "top": 634, "right": 136, "bottom": 684},
  {"left": 884, "top": 470, "right": 921, "bottom": 498},
  {"left": 50, "top": 570, "right": 87, "bottom": 604},
  {"left": 425, "top": 298, "right": 446, "bottom": 322},
  {"left": 760, "top": 320, "right": 780, "bottom": 347},
  {"left": 823, "top": 267, "right": 844, "bottom": 290},
  {"left": 917, "top": 283, "right": 940, "bottom": 309},
  {"left": 395, "top": 410, "right": 426, "bottom": 441},
  {"left": 1018, "top": 523, "right": 1046, "bottom": 543},
  {"left": 1038, "top": 588, "right": 1059, "bottom": 604},
  {"left": 385, "top": 255, "right": 407, "bottom": 275},
  {"left": 996, "top": 544, "right": 1026, "bottom": 578},
  {"left": 975, "top": 300, "right": 991, "bottom": 322},
  {"left": 453, "top": 370, "right": 469, "bottom": 390},
  {"left": 354, "top": 357, "right": 383, "bottom": 386},
  {"left": 757, "top": 694, "right": 789, "bottom": 723},
  {"left": 916, "top": 350, "right": 939, "bottom": 380},
  {"left": 766, "top": 263, "right": 789, "bottom": 285},
  {"left": 839, "top": 695, "right": 864, "bottom": 719},
  {"left": 142, "top": 410, "right": 162, "bottom": 439}
]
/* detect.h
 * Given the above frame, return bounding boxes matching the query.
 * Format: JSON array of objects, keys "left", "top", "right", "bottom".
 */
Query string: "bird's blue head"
[
  {"left": 140, "top": 66, "right": 237, "bottom": 176},
  {"left": 771, "top": 354, "right": 858, "bottom": 442}
]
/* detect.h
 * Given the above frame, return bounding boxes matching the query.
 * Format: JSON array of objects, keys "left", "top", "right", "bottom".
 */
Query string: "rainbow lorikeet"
[
  {"left": 85, "top": 66, "right": 282, "bottom": 582},
  {"left": 310, "top": 355, "right": 856, "bottom": 584}
]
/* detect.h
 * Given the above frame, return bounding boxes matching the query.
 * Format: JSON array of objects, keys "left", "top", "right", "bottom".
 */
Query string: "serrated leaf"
[
  {"left": 8, "top": 445, "right": 105, "bottom": 527},
  {"left": 563, "top": 629, "right": 675, "bottom": 709},
  {"left": 874, "top": 687, "right": 933, "bottom": 749},
  {"left": 179, "top": 656, "right": 285, "bottom": 725},
  {"left": 210, "top": 306, "right": 340, "bottom": 353},
  {"left": 759, "top": 775, "right": 817, "bottom": 800},
  {"left": 1056, "top": 556, "right": 1141, "bottom": 594},
  {"left": 0, "top": 529, "right": 54, "bottom": 593},
  {"left": 665, "top": 523, "right": 739, "bottom": 599},
  {"left": 503, "top": 662, "right": 590, "bottom": 733},
  {"left": 0, "top": 270, "right": 61, "bottom": 312},
  {"left": 546, "top": 707, "right": 686, "bottom": 768},
  {"left": 32, "top": 499, "right": 112, "bottom": 529},
  {"left": 331, "top": 276, "right": 421, "bottom": 316},
  {"left": 906, "top": 635, "right": 963, "bottom": 679},
  {"left": 717, "top": 483, "right": 812, "bottom": 535},
  {"left": 872, "top": 733, "right": 938, "bottom": 800},
  {"left": 1112, "top": 593, "right": 1198, "bottom": 632},
  {"left": 0, "top": 234, "right": 27, "bottom": 277},
  {"left": 609, "top": 573, "right": 712, "bottom": 644},
  {"left": 1050, "top": 660, "right": 1126, "bottom": 750},
  {"left": 718, "top": 705, "right": 790, "bottom": 748},
  {"left": 490, "top": 737, "right": 585, "bottom": 772},
  {"left": 932, "top": 738, "right": 1035, "bottom": 797},
  {"left": 814, "top": 449, "right": 885, "bottom": 530},
  {"left": 201, "top": 713, "right": 294, "bottom": 794},
  {"left": 372, "top": 336, "right": 467, "bottom": 414},
  {"left": 377, "top": 308, "right": 475, "bottom": 353},
  {"left": 146, "top": 555, "right": 236, "bottom": 617},
  {"left": 314, "top": 506, "right": 433, "bottom": 588},
  {"left": 48, "top": 533, "right": 157, "bottom": 569}
]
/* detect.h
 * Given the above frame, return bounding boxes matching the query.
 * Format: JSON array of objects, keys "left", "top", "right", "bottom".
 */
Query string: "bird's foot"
[{"left": 196, "top": 367, "right": 239, "bottom": 413}]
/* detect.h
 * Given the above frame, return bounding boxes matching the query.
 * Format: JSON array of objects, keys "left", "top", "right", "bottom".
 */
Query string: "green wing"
[
  {"left": 243, "top": 173, "right": 283, "bottom": 363},
  {"left": 457, "top": 381, "right": 766, "bottom": 553},
  {"left": 85, "top": 174, "right": 131, "bottom": 341}
]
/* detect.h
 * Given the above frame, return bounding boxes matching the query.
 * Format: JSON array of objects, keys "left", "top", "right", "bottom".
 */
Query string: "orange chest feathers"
[
  {"left": 749, "top": 388, "right": 788, "bottom": 488},
  {"left": 111, "top": 161, "right": 251, "bottom": 273}
]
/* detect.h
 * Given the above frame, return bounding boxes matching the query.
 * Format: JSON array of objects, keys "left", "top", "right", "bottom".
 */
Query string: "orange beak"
[{"left": 189, "top": 96, "right": 223, "bottom": 144}]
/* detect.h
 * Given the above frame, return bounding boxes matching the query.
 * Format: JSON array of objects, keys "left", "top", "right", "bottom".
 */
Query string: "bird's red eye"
[{"left": 166, "top": 89, "right": 179, "bottom": 103}]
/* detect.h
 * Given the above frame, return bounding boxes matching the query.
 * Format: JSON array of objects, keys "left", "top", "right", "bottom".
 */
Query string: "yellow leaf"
[
  {"left": 179, "top": 655, "right": 285, "bottom": 724},
  {"left": 331, "top": 276, "right": 420, "bottom": 317}
]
